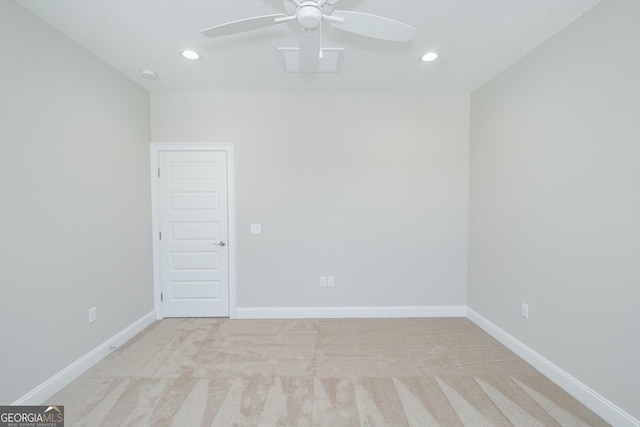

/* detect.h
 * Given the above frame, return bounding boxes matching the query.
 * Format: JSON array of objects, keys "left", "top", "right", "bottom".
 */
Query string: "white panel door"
[{"left": 159, "top": 151, "right": 229, "bottom": 317}]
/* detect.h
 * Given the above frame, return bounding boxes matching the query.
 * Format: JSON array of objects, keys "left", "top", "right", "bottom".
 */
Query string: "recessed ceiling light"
[
  {"left": 181, "top": 50, "right": 201, "bottom": 60},
  {"left": 421, "top": 52, "right": 439, "bottom": 62}
]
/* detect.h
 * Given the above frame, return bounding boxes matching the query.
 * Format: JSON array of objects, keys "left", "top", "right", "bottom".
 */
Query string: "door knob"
[{"left": 214, "top": 241, "right": 226, "bottom": 247}]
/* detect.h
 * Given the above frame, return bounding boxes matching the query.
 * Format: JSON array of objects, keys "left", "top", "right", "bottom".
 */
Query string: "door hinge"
[
  {"left": 159, "top": 231, "right": 162, "bottom": 240},
  {"left": 160, "top": 293, "right": 163, "bottom": 302},
  {"left": 157, "top": 168, "right": 161, "bottom": 177}
]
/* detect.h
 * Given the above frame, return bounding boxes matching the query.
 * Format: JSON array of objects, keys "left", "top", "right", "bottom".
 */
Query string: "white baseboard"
[
  {"left": 236, "top": 305, "right": 467, "bottom": 319},
  {"left": 467, "top": 308, "right": 639, "bottom": 427},
  {"left": 12, "top": 306, "right": 636, "bottom": 426},
  {"left": 12, "top": 310, "right": 156, "bottom": 406}
]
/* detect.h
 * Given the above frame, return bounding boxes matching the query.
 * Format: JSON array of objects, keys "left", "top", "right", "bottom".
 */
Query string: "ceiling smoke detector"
[{"left": 140, "top": 69, "right": 158, "bottom": 80}]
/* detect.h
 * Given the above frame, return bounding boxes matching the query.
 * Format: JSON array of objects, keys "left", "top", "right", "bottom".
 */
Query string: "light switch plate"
[
  {"left": 521, "top": 303, "right": 529, "bottom": 319},
  {"left": 250, "top": 224, "right": 262, "bottom": 235}
]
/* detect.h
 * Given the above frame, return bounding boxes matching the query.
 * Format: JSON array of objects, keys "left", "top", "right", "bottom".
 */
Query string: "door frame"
[{"left": 150, "top": 142, "right": 237, "bottom": 319}]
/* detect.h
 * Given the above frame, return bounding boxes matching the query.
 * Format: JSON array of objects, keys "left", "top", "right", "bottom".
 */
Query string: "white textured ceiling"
[{"left": 16, "top": 0, "right": 603, "bottom": 94}]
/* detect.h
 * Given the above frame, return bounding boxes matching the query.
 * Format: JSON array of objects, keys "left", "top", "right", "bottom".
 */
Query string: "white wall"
[
  {"left": 152, "top": 93, "right": 469, "bottom": 310},
  {"left": 0, "top": 2, "right": 152, "bottom": 404},
  {"left": 10, "top": 0, "right": 636, "bottom": 418},
  {"left": 469, "top": 0, "right": 640, "bottom": 420}
]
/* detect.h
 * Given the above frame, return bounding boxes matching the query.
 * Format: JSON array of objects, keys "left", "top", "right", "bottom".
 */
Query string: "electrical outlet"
[
  {"left": 250, "top": 224, "right": 262, "bottom": 234},
  {"left": 521, "top": 303, "right": 529, "bottom": 319},
  {"left": 320, "top": 276, "right": 327, "bottom": 287},
  {"left": 327, "top": 276, "right": 335, "bottom": 287},
  {"left": 89, "top": 307, "right": 97, "bottom": 323}
]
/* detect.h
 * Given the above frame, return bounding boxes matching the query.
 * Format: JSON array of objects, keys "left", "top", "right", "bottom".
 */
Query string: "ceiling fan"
[{"left": 201, "top": 0, "right": 416, "bottom": 72}]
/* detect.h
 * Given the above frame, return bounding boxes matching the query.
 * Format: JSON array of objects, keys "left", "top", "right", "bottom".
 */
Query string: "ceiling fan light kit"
[
  {"left": 200, "top": 0, "right": 416, "bottom": 73},
  {"left": 296, "top": 3, "right": 323, "bottom": 29}
]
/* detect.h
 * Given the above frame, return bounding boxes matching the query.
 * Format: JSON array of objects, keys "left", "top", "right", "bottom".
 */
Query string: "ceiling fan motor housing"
[{"left": 297, "top": 2, "right": 322, "bottom": 29}]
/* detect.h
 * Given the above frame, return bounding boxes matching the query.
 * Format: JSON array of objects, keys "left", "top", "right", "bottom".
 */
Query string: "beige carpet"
[{"left": 48, "top": 318, "right": 608, "bottom": 426}]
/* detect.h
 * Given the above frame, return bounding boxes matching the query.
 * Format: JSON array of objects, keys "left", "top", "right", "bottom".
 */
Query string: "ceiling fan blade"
[
  {"left": 201, "top": 14, "right": 287, "bottom": 38},
  {"left": 299, "top": 27, "right": 321, "bottom": 72},
  {"left": 329, "top": 10, "right": 415, "bottom": 42}
]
